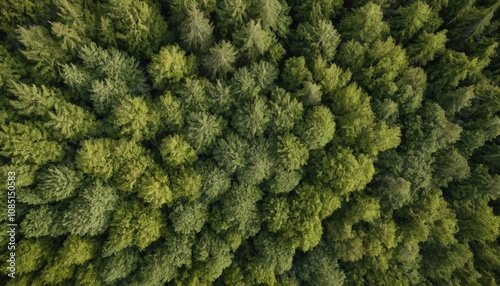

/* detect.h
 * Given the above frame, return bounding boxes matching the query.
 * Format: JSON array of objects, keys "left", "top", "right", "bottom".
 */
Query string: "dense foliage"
[{"left": 1, "top": 0, "right": 500, "bottom": 285}]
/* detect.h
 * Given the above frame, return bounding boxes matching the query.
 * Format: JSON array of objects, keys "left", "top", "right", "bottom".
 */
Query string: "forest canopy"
[{"left": 1, "top": 0, "right": 500, "bottom": 285}]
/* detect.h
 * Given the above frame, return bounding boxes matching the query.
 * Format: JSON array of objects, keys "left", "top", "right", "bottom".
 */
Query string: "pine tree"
[
  {"left": 159, "top": 134, "right": 198, "bottom": 168},
  {"left": 391, "top": 1, "right": 432, "bottom": 42},
  {"left": 233, "top": 20, "right": 275, "bottom": 61},
  {"left": 99, "top": 0, "right": 168, "bottom": 58},
  {"left": 203, "top": 41, "right": 237, "bottom": 79},
  {"left": 295, "top": 20, "right": 341, "bottom": 61},
  {"left": 407, "top": 30, "right": 448, "bottom": 65},
  {"left": 111, "top": 96, "right": 159, "bottom": 141},
  {"left": 276, "top": 133, "right": 309, "bottom": 171},
  {"left": 183, "top": 111, "right": 225, "bottom": 152},
  {"left": 148, "top": 45, "right": 195, "bottom": 89},
  {"left": 17, "top": 25, "right": 69, "bottom": 82},
  {"left": 180, "top": 6, "right": 214, "bottom": 51},
  {"left": 231, "top": 96, "right": 271, "bottom": 139},
  {"left": 170, "top": 200, "right": 208, "bottom": 235},
  {"left": 62, "top": 180, "right": 118, "bottom": 236},
  {"left": 294, "top": 105, "right": 335, "bottom": 150},
  {"left": 338, "top": 3, "right": 389, "bottom": 44},
  {"left": 269, "top": 87, "right": 304, "bottom": 133}
]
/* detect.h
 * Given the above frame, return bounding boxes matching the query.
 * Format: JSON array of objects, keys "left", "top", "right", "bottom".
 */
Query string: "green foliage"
[
  {"left": 233, "top": 19, "right": 275, "bottom": 61},
  {"left": 295, "top": 20, "right": 341, "bottom": 61},
  {"left": 148, "top": 45, "right": 195, "bottom": 89},
  {"left": 296, "top": 244, "right": 346, "bottom": 285},
  {"left": 231, "top": 96, "right": 271, "bottom": 139},
  {"left": 204, "top": 41, "right": 238, "bottom": 79},
  {"left": 159, "top": 134, "right": 198, "bottom": 167},
  {"left": 180, "top": 6, "right": 214, "bottom": 51},
  {"left": 62, "top": 180, "right": 118, "bottom": 236},
  {"left": 111, "top": 96, "right": 159, "bottom": 141},
  {"left": 0, "top": 122, "right": 65, "bottom": 165},
  {"left": 407, "top": 30, "right": 448, "bottom": 65},
  {"left": 17, "top": 25, "right": 69, "bottom": 82},
  {"left": 33, "top": 164, "right": 81, "bottom": 203},
  {"left": 269, "top": 87, "right": 304, "bottom": 133},
  {"left": 170, "top": 200, "right": 208, "bottom": 235},
  {"left": 100, "top": 248, "right": 139, "bottom": 284},
  {"left": 137, "top": 165, "right": 172, "bottom": 208},
  {"left": 99, "top": 0, "right": 168, "bottom": 58},
  {"left": 295, "top": 105, "right": 335, "bottom": 150},
  {"left": 338, "top": 3, "right": 389, "bottom": 43},
  {"left": 276, "top": 133, "right": 309, "bottom": 171},
  {"left": 184, "top": 111, "right": 225, "bottom": 152},
  {"left": 391, "top": 1, "right": 432, "bottom": 42},
  {"left": 103, "top": 200, "right": 163, "bottom": 256},
  {"left": 4, "top": 0, "right": 500, "bottom": 284}
]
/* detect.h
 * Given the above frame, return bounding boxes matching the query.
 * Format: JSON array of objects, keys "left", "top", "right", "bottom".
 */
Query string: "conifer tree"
[
  {"left": 338, "top": 3, "right": 389, "bottom": 44},
  {"left": 294, "top": 105, "right": 335, "bottom": 150},
  {"left": 148, "top": 45, "right": 195, "bottom": 89},
  {"left": 99, "top": 0, "right": 168, "bottom": 58},
  {"left": 233, "top": 20, "right": 274, "bottom": 61},
  {"left": 203, "top": 41, "right": 238, "bottom": 79},
  {"left": 180, "top": 6, "right": 214, "bottom": 51}
]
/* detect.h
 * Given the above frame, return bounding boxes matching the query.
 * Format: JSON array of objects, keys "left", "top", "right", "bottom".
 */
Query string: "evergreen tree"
[
  {"left": 99, "top": 0, "right": 168, "bottom": 58},
  {"left": 180, "top": 6, "right": 214, "bottom": 51},
  {"left": 233, "top": 19, "right": 275, "bottom": 61}
]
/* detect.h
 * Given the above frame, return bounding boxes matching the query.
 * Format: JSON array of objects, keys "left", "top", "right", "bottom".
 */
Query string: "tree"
[
  {"left": 177, "top": 78, "right": 210, "bottom": 112},
  {"left": 154, "top": 91, "right": 185, "bottom": 132},
  {"left": 296, "top": 244, "right": 346, "bottom": 286},
  {"left": 213, "top": 131, "right": 249, "bottom": 173},
  {"left": 312, "top": 59, "right": 352, "bottom": 96},
  {"left": 338, "top": 3, "right": 389, "bottom": 44},
  {"left": 295, "top": 20, "right": 341, "bottom": 61},
  {"left": 170, "top": 200, "right": 208, "bottom": 235},
  {"left": 0, "top": 122, "right": 65, "bottom": 166},
  {"left": 206, "top": 80, "right": 234, "bottom": 116},
  {"left": 215, "top": 0, "right": 249, "bottom": 38},
  {"left": 269, "top": 87, "right": 304, "bottom": 133},
  {"left": 99, "top": 0, "right": 168, "bottom": 58},
  {"left": 110, "top": 96, "right": 159, "bottom": 141},
  {"left": 295, "top": 105, "right": 335, "bottom": 150},
  {"left": 233, "top": 19, "right": 274, "bottom": 61},
  {"left": 203, "top": 41, "right": 238, "bottom": 79},
  {"left": 407, "top": 30, "right": 448, "bottom": 65},
  {"left": 17, "top": 25, "right": 69, "bottom": 82},
  {"left": 8, "top": 83, "right": 60, "bottom": 117},
  {"left": 183, "top": 111, "right": 225, "bottom": 152},
  {"left": 191, "top": 230, "right": 233, "bottom": 283},
  {"left": 237, "top": 138, "right": 275, "bottom": 185},
  {"left": 281, "top": 57, "right": 312, "bottom": 92},
  {"left": 34, "top": 164, "right": 81, "bottom": 203},
  {"left": 264, "top": 168, "right": 302, "bottom": 194},
  {"left": 180, "top": 6, "right": 214, "bottom": 51},
  {"left": 62, "top": 180, "right": 118, "bottom": 236},
  {"left": 276, "top": 133, "right": 309, "bottom": 171},
  {"left": 21, "top": 204, "right": 64, "bottom": 238},
  {"left": 103, "top": 200, "right": 163, "bottom": 256},
  {"left": 231, "top": 96, "right": 271, "bottom": 139},
  {"left": 45, "top": 101, "right": 100, "bottom": 142},
  {"left": 329, "top": 83, "right": 374, "bottom": 146},
  {"left": 148, "top": 45, "right": 195, "bottom": 89},
  {"left": 393, "top": 67, "right": 427, "bottom": 114},
  {"left": 170, "top": 166, "right": 203, "bottom": 201},
  {"left": 390, "top": 1, "right": 432, "bottom": 42},
  {"left": 196, "top": 160, "right": 231, "bottom": 203},
  {"left": 100, "top": 248, "right": 139, "bottom": 284},
  {"left": 137, "top": 165, "right": 172, "bottom": 208},
  {"left": 159, "top": 134, "right": 197, "bottom": 169},
  {"left": 308, "top": 148, "right": 375, "bottom": 196}
]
